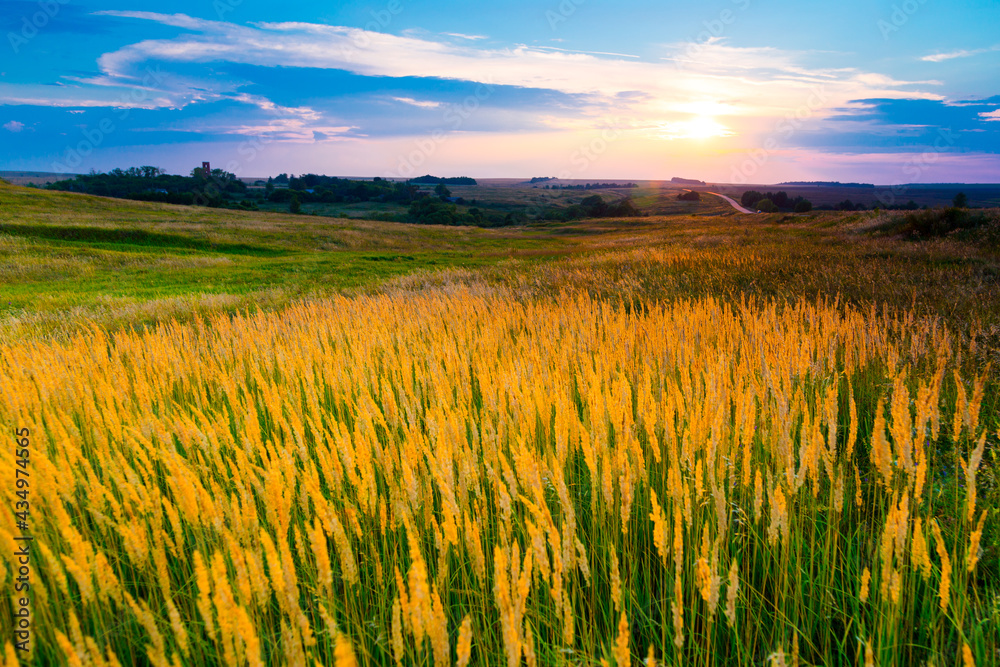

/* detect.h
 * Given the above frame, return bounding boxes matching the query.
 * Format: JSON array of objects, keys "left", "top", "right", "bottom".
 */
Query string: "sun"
[
  {"left": 685, "top": 116, "right": 729, "bottom": 139},
  {"left": 657, "top": 115, "right": 734, "bottom": 141}
]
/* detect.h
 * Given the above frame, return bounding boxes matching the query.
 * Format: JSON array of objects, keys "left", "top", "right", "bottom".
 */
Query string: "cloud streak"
[{"left": 921, "top": 44, "right": 1000, "bottom": 62}]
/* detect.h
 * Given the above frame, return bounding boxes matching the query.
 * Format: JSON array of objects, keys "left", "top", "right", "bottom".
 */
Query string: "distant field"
[
  {"left": 710, "top": 182, "right": 1000, "bottom": 209},
  {"left": 0, "top": 170, "right": 81, "bottom": 186}
]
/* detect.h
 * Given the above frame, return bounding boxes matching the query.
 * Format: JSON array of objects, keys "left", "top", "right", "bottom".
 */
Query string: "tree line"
[
  {"left": 541, "top": 182, "right": 638, "bottom": 190},
  {"left": 408, "top": 175, "right": 478, "bottom": 185},
  {"left": 741, "top": 190, "right": 813, "bottom": 213},
  {"left": 406, "top": 194, "right": 641, "bottom": 226},
  {"left": 47, "top": 166, "right": 247, "bottom": 207},
  {"left": 266, "top": 175, "right": 418, "bottom": 205}
]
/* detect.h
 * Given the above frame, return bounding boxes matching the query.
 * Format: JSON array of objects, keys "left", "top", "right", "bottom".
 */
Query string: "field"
[
  {"left": 0, "top": 182, "right": 998, "bottom": 666},
  {"left": 707, "top": 183, "right": 1000, "bottom": 210}
]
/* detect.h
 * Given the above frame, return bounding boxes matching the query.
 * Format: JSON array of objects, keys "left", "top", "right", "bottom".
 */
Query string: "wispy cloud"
[
  {"left": 229, "top": 93, "right": 322, "bottom": 121},
  {"left": 921, "top": 44, "right": 1000, "bottom": 62},
  {"left": 532, "top": 45, "right": 640, "bottom": 59},
  {"left": 981, "top": 110, "right": 1000, "bottom": 121},
  {"left": 391, "top": 97, "right": 443, "bottom": 109},
  {"left": 442, "top": 32, "right": 487, "bottom": 41},
  {"left": 3, "top": 120, "right": 24, "bottom": 132}
]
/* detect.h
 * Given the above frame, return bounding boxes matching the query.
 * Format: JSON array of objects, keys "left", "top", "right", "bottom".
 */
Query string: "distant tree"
[
  {"left": 409, "top": 197, "right": 458, "bottom": 225},
  {"left": 741, "top": 190, "right": 765, "bottom": 208},
  {"left": 607, "top": 198, "right": 639, "bottom": 217},
  {"left": 953, "top": 192, "right": 968, "bottom": 208},
  {"left": 290, "top": 195, "right": 301, "bottom": 214},
  {"left": 794, "top": 199, "right": 813, "bottom": 213},
  {"left": 411, "top": 175, "right": 478, "bottom": 185},
  {"left": 756, "top": 198, "right": 777, "bottom": 212},
  {"left": 435, "top": 183, "right": 452, "bottom": 199},
  {"left": 578, "top": 194, "right": 607, "bottom": 217},
  {"left": 504, "top": 211, "right": 528, "bottom": 225},
  {"left": 677, "top": 191, "right": 701, "bottom": 201}
]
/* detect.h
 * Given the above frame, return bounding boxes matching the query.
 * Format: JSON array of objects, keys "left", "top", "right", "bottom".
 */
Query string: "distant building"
[{"left": 202, "top": 162, "right": 211, "bottom": 177}]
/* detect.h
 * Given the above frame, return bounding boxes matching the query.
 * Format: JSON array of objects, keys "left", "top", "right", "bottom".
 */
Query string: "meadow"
[{"left": 0, "top": 182, "right": 998, "bottom": 666}]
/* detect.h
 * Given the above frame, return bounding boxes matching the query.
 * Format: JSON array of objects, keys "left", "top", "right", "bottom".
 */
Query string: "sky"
[{"left": 1, "top": 0, "right": 999, "bottom": 183}]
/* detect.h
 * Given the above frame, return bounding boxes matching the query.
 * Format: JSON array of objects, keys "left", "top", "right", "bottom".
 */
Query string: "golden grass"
[{"left": 0, "top": 273, "right": 995, "bottom": 665}]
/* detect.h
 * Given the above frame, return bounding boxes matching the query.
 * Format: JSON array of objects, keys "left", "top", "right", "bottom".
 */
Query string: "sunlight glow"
[{"left": 656, "top": 115, "right": 734, "bottom": 141}]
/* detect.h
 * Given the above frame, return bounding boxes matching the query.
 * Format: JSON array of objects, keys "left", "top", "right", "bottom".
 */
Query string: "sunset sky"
[{"left": 2, "top": 0, "right": 999, "bottom": 183}]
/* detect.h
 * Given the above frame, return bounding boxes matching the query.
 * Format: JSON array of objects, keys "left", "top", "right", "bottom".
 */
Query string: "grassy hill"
[{"left": 0, "top": 183, "right": 591, "bottom": 336}]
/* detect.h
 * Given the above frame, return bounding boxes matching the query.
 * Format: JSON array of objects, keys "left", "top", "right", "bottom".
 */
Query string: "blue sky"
[{"left": 2, "top": 0, "right": 999, "bottom": 183}]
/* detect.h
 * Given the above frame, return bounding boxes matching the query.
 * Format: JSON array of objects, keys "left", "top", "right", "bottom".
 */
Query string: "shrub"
[{"left": 900, "top": 207, "right": 987, "bottom": 237}]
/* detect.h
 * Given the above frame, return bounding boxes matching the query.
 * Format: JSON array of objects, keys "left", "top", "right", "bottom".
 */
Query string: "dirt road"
[{"left": 706, "top": 191, "right": 757, "bottom": 214}]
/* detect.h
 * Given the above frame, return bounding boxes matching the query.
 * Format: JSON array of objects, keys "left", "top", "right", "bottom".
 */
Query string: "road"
[{"left": 706, "top": 191, "right": 757, "bottom": 214}]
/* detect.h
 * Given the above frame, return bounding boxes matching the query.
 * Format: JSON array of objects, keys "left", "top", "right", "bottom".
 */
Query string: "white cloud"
[
  {"left": 981, "top": 110, "right": 1000, "bottom": 121},
  {"left": 391, "top": 97, "right": 442, "bottom": 109},
  {"left": 7, "top": 10, "right": 934, "bottom": 151},
  {"left": 88, "top": 14, "right": 941, "bottom": 119},
  {"left": 921, "top": 44, "right": 1000, "bottom": 62},
  {"left": 442, "top": 32, "right": 487, "bottom": 41},
  {"left": 3, "top": 121, "right": 24, "bottom": 132},
  {"left": 230, "top": 93, "right": 322, "bottom": 121},
  {"left": 533, "top": 45, "right": 640, "bottom": 59}
]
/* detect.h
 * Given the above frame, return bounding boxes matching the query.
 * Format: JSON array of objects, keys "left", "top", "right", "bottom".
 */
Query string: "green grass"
[
  {"left": 0, "top": 182, "right": 593, "bottom": 335},
  {"left": 4, "top": 182, "right": 1000, "bottom": 346}
]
